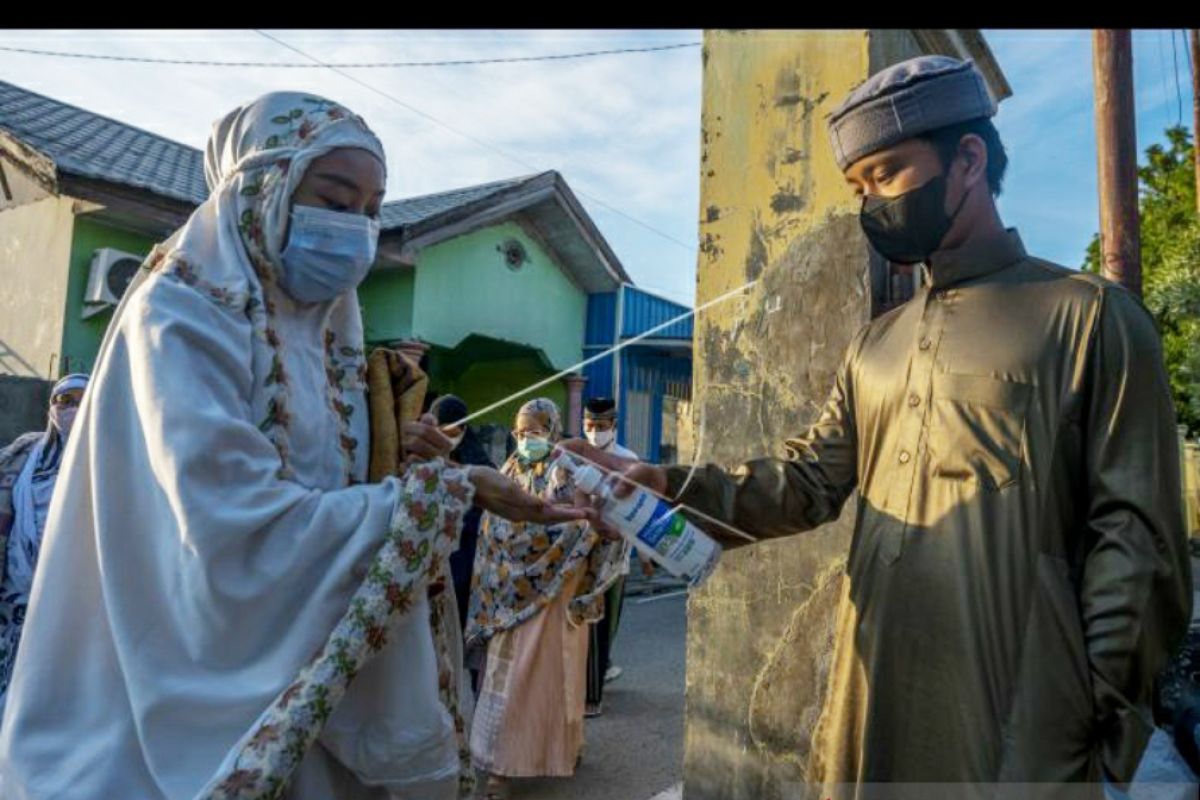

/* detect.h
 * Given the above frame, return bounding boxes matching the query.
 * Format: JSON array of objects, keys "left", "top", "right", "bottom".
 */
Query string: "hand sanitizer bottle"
[{"left": 558, "top": 456, "right": 722, "bottom": 587}]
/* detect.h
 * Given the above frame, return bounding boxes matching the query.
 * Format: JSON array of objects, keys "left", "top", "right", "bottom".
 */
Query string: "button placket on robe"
[
  {"left": 904, "top": 288, "right": 951, "bottom": 536},
  {"left": 880, "top": 285, "right": 946, "bottom": 565}
]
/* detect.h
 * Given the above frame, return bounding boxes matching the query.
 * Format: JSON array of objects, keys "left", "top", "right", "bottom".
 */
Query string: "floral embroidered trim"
[
  {"left": 201, "top": 461, "right": 475, "bottom": 800},
  {"left": 158, "top": 259, "right": 251, "bottom": 313},
  {"left": 322, "top": 329, "right": 363, "bottom": 484}
]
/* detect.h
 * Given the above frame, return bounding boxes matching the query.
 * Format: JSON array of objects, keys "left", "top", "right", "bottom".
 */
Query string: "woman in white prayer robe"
[{"left": 0, "top": 92, "right": 584, "bottom": 800}]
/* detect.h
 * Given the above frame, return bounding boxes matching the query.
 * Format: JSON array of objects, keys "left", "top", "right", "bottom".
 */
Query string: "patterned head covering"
[
  {"left": 516, "top": 397, "right": 562, "bottom": 442},
  {"left": 202, "top": 92, "right": 386, "bottom": 281},
  {"left": 130, "top": 92, "right": 387, "bottom": 483}
]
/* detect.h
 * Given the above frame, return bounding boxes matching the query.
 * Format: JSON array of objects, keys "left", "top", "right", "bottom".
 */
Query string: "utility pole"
[
  {"left": 1093, "top": 30, "right": 1142, "bottom": 296},
  {"left": 1190, "top": 29, "right": 1199, "bottom": 214}
]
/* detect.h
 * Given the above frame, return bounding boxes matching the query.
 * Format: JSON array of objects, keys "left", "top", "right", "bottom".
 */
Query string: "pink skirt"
[{"left": 469, "top": 572, "right": 588, "bottom": 777}]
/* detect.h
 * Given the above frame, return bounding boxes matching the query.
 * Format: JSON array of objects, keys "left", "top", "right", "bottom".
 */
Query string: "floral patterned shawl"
[{"left": 465, "top": 399, "right": 627, "bottom": 646}]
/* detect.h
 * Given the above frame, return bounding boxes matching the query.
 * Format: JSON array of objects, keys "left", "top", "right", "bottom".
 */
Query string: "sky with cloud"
[
  {"left": 987, "top": 29, "right": 1194, "bottom": 273},
  {"left": 0, "top": 29, "right": 1194, "bottom": 306}
]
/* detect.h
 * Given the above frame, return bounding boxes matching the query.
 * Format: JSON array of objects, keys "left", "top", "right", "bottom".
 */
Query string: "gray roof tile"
[
  {"left": 0, "top": 80, "right": 207, "bottom": 204},
  {"left": 379, "top": 175, "right": 533, "bottom": 228},
  {"left": 0, "top": 79, "right": 540, "bottom": 230}
]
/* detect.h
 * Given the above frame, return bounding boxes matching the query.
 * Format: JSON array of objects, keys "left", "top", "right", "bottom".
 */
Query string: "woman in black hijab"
[{"left": 429, "top": 394, "right": 495, "bottom": 636}]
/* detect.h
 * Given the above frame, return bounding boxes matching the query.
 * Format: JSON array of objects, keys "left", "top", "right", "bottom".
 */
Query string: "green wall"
[
  {"left": 358, "top": 268, "right": 415, "bottom": 344},
  {"left": 411, "top": 222, "right": 586, "bottom": 372},
  {"left": 61, "top": 217, "right": 156, "bottom": 377},
  {"left": 427, "top": 339, "right": 567, "bottom": 429}
]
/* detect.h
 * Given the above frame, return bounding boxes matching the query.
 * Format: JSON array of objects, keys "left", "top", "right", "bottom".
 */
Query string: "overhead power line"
[{"left": 0, "top": 41, "right": 700, "bottom": 69}]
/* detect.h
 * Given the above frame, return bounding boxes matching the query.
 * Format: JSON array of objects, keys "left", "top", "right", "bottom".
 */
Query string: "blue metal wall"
[
  {"left": 583, "top": 289, "right": 618, "bottom": 405},
  {"left": 585, "top": 286, "right": 693, "bottom": 345},
  {"left": 619, "top": 285, "right": 693, "bottom": 341},
  {"left": 585, "top": 290, "right": 618, "bottom": 348},
  {"left": 582, "top": 286, "right": 693, "bottom": 463},
  {"left": 618, "top": 349, "right": 692, "bottom": 462},
  {"left": 581, "top": 349, "right": 616, "bottom": 404}
]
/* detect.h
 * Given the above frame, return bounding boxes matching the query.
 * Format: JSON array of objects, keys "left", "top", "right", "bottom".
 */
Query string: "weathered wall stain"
[
  {"left": 747, "top": 556, "right": 846, "bottom": 777},
  {"left": 769, "top": 191, "right": 805, "bottom": 215},
  {"left": 700, "top": 231, "right": 724, "bottom": 262},
  {"left": 697, "top": 213, "right": 868, "bottom": 467},
  {"left": 744, "top": 219, "right": 768, "bottom": 282},
  {"left": 782, "top": 148, "right": 806, "bottom": 165}
]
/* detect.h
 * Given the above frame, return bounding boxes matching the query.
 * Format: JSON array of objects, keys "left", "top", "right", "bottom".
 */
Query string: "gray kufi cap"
[{"left": 827, "top": 55, "right": 997, "bottom": 171}]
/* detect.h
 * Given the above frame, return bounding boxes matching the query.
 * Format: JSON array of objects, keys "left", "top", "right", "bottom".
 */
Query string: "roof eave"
[
  {"left": 377, "top": 171, "right": 633, "bottom": 291},
  {"left": 546, "top": 172, "right": 633, "bottom": 286},
  {"left": 0, "top": 129, "right": 58, "bottom": 207},
  {"left": 909, "top": 29, "right": 1013, "bottom": 103},
  {"left": 59, "top": 174, "right": 195, "bottom": 237}
]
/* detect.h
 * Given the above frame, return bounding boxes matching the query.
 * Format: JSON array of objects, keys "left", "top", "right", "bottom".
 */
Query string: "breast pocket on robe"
[{"left": 929, "top": 372, "right": 1033, "bottom": 491}]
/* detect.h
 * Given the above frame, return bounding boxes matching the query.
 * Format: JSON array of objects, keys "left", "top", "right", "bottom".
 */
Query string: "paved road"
[
  {"left": 467, "top": 557, "right": 1200, "bottom": 799},
  {"left": 488, "top": 590, "right": 687, "bottom": 800}
]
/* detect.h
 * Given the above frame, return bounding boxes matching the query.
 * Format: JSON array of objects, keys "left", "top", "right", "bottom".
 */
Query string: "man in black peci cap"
[{"left": 581, "top": 397, "right": 639, "bottom": 717}]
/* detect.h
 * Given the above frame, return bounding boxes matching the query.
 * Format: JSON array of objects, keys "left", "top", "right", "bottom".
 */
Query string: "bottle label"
[
  {"left": 622, "top": 492, "right": 676, "bottom": 549},
  {"left": 613, "top": 489, "right": 719, "bottom": 584},
  {"left": 624, "top": 495, "right": 695, "bottom": 559},
  {"left": 642, "top": 511, "right": 687, "bottom": 555}
]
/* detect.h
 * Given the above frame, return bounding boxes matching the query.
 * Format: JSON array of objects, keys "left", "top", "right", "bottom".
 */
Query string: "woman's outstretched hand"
[{"left": 468, "top": 466, "right": 594, "bottom": 525}]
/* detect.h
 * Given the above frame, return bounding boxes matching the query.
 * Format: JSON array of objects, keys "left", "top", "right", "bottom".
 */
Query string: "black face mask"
[{"left": 859, "top": 174, "right": 971, "bottom": 265}]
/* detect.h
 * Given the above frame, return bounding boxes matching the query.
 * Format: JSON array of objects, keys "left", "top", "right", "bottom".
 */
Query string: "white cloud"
[
  {"left": 0, "top": 28, "right": 702, "bottom": 303},
  {"left": 985, "top": 28, "right": 1194, "bottom": 270}
]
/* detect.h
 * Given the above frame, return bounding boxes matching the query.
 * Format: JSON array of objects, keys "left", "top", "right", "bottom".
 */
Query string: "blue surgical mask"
[
  {"left": 280, "top": 204, "right": 380, "bottom": 303},
  {"left": 517, "top": 436, "right": 552, "bottom": 463}
]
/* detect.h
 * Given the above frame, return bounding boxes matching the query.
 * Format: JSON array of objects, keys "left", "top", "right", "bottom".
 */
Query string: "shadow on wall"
[
  {"left": 0, "top": 373, "right": 52, "bottom": 448},
  {"left": 0, "top": 339, "right": 42, "bottom": 379}
]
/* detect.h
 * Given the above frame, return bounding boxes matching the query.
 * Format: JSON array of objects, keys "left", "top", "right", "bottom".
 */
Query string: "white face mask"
[
  {"left": 586, "top": 428, "right": 616, "bottom": 449},
  {"left": 50, "top": 405, "right": 78, "bottom": 441},
  {"left": 446, "top": 432, "right": 464, "bottom": 450},
  {"left": 279, "top": 204, "right": 380, "bottom": 303}
]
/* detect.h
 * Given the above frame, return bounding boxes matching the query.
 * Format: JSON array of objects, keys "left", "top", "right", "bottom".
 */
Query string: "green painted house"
[
  {"left": 365, "top": 171, "right": 628, "bottom": 427},
  {"left": 0, "top": 80, "right": 634, "bottom": 439}
]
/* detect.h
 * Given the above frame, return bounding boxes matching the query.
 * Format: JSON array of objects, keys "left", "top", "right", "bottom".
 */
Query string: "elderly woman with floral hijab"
[
  {"left": 0, "top": 373, "right": 89, "bottom": 714},
  {"left": 467, "top": 397, "right": 628, "bottom": 799},
  {"left": 0, "top": 93, "right": 585, "bottom": 800}
]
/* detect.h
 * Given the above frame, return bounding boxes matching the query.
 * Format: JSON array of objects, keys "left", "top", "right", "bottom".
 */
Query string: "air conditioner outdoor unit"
[{"left": 83, "top": 248, "right": 143, "bottom": 319}]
